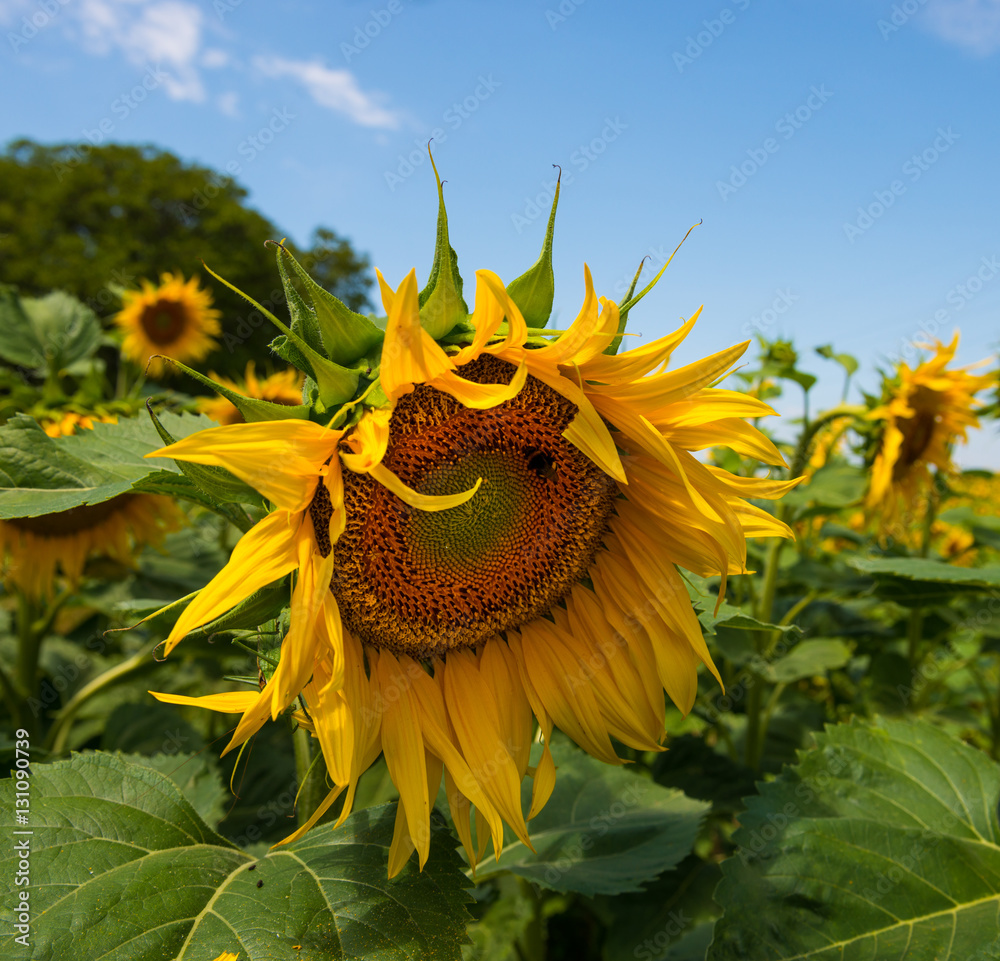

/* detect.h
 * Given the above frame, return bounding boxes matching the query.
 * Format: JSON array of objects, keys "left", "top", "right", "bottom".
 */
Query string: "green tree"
[{"left": 0, "top": 138, "right": 372, "bottom": 379}]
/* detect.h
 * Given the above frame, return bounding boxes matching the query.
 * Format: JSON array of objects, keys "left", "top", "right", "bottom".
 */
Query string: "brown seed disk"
[
  {"left": 327, "top": 355, "right": 618, "bottom": 657},
  {"left": 140, "top": 299, "right": 188, "bottom": 345}
]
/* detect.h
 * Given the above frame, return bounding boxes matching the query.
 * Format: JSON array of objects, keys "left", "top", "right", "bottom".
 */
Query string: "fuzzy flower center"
[{"left": 139, "top": 299, "right": 188, "bottom": 345}]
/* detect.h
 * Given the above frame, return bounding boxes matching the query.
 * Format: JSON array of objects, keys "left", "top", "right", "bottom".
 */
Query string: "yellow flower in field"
[
  {"left": 0, "top": 494, "right": 182, "bottom": 598},
  {"left": 199, "top": 363, "right": 304, "bottom": 425},
  {"left": 115, "top": 272, "right": 221, "bottom": 377},
  {"left": 148, "top": 263, "right": 798, "bottom": 876},
  {"left": 865, "top": 335, "right": 994, "bottom": 531},
  {"left": 40, "top": 411, "right": 118, "bottom": 437}
]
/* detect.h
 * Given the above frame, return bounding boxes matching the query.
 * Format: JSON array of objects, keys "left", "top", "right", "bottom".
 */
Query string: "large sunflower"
[
  {"left": 199, "top": 363, "right": 305, "bottom": 425},
  {"left": 865, "top": 335, "right": 993, "bottom": 531},
  {"left": 148, "top": 256, "right": 797, "bottom": 874},
  {"left": 115, "top": 272, "right": 221, "bottom": 377}
]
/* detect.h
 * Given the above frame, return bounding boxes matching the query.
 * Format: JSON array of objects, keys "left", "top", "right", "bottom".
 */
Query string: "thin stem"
[
  {"left": 293, "top": 724, "right": 327, "bottom": 828},
  {"left": 45, "top": 636, "right": 162, "bottom": 755}
]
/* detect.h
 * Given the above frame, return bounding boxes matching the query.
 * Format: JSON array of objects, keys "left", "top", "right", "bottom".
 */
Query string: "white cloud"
[
  {"left": 217, "top": 90, "right": 239, "bottom": 116},
  {"left": 923, "top": 0, "right": 1000, "bottom": 55},
  {"left": 75, "top": 0, "right": 206, "bottom": 101},
  {"left": 201, "top": 47, "right": 229, "bottom": 68},
  {"left": 253, "top": 55, "right": 400, "bottom": 129}
]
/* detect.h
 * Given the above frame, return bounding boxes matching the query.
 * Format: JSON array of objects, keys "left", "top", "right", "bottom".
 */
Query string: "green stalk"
[
  {"left": 293, "top": 724, "right": 327, "bottom": 828},
  {"left": 45, "top": 636, "right": 161, "bottom": 755}
]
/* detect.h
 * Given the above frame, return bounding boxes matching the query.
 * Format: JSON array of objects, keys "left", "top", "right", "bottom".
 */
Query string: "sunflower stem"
[
  {"left": 45, "top": 635, "right": 161, "bottom": 756},
  {"left": 293, "top": 724, "right": 327, "bottom": 828}
]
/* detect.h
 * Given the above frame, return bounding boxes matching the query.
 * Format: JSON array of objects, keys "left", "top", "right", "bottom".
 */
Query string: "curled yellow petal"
[{"left": 369, "top": 462, "right": 483, "bottom": 511}]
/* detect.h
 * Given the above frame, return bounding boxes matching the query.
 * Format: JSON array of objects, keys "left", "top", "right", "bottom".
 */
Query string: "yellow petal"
[
  {"left": 513, "top": 356, "right": 626, "bottom": 483},
  {"left": 146, "top": 420, "right": 342, "bottom": 511},
  {"left": 369, "top": 462, "right": 483, "bottom": 511},
  {"left": 442, "top": 650, "right": 533, "bottom": 848},
  {"left": 518, "top": 620, "right": 621, "bottom": 765},
  {"left": 531, "top": 264, "right": 603, "bottom": 365},
  {"left": 268, "top": 537, "right": 335, "bottom": 719},
  {"left": 576, "top": 310, "right": 700, "bottom": 384},
  {"left": 407, "top": 664, "right": 506, "bottom": 856},
  {"left": 474, "top": 269, "right": 529, "bottom": 352},
  {"left": 149, "top": 690, "right": 260, "bottom": 713},
  {"left": 163, "top": 510, "right": 298, "bottom": 654},
  {"left": 376, "top": 652, "right": 431, "bottom": 867},
  {"left": 429, "top": 360, "right": 529, "bottom": 410},
  {"left": 341, "top": 407, "right": 392, "bottom": 474},
  {"left": 388, "top": 751, "right": 443, "bottom": 878},
  {"left": 380, "top": 269, "right": 454, "bottom": 402}
]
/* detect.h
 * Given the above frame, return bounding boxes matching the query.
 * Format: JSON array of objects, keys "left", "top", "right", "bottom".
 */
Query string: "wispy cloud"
[
  {"left": 75, "top": 0, "right": 206, "bottom": 101},
  {"left": 253, "top": 55, "right": 400, "bottom": 129},
  {"left": 923, "top": 0, "right": 1000, "bottom": 56}
]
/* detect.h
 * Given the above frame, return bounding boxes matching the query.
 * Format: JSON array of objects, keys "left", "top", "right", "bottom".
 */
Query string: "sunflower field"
[{"left": 2, "top": 163, "right": 1000, "bottom": 961}]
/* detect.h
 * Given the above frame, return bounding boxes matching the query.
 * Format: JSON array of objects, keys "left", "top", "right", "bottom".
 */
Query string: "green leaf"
[
  {"left": 165, "top": 356, "right": 311, "bottom": 423},
  {"left": 783, "top": 464, "right": 867, "bottom": 509},
  {"left": 763, "top": 638, "right": 852, "bottom": 683},
  {"left": 0, "top": 287, "right": 101, "bottom": 374},
  {"left": 275, "top": 243, "right": 383, "bottom": 366},
  {"left": 0, "top": 752, "right": 473, "bottom": 960},
  {"left": 709, "top": 717, "right": 1000, "bottom": 960},
  {"left": 848, "top": 556, "right": 1000, "bottom": 603},
  {"left": 816, "top": 343, "right": 859, "bottom": 377},
  {"left": 0, "top": 411, "right": 215, "bottom": 518},
  {"left": 505, "top": 168, "right": 559, "bottom": 328},
  {"left": 418, "top": 149, "right": 468, "bottom": 338},
  {"left": 473, "top": 741, "right": 709, "bottom": 896},
  {"left": 203, "top": 262, "right": 361, "bottom": 408}
]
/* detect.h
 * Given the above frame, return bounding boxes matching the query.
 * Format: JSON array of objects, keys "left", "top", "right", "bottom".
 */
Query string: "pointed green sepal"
[
  {"left": 272, "top": 243, "right": 383, "bottom": 366},
  {"left": 202, "top": 262, "right": 361, "bottom": 409},
  {"left": 145, "top": 401, "right": 264, "bottom": 506},
  {"left": 506, "top": 165, "right": 560, "bottom": 328},
  {"left": 162, "top": 357, "right": 311, "bottom": 423},
  {"left": 271, "top": 240, "right": 324, "bottom": 355},
  {"left": 618, "top": 221, "right": 702, "bottom": 316},
  {"left": 418, "top": 147, "right": 468, "bottom": 339},
  {"left": 605, "top": 257, "right": 646, "bottom": 356},
  {"left": 186, "top": 582, "right": 290, "bottom": 641}
]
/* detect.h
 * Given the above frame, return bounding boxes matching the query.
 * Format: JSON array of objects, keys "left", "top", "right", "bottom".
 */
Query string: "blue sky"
[{"left": 3, "top": 0, "right": 999, "bottom": 463}]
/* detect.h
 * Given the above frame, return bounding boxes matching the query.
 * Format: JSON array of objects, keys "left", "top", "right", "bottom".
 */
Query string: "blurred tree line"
[{"left": 0, "top": 139, "right": 373, "bottom": 381}]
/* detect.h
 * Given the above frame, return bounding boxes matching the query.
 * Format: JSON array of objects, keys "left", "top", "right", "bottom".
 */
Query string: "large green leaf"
[
  {"left": 849, "top": 556, "right": 1000, "bottom": 603},
  {"left": 472, "top": 742, "right": 709, "bottom": 896},
  {"left": 0, "top": 411, "right": 216, "bottom": 518},
  {"left": 709, "top": 717, "right": 1000, "bottom": 960},
  {"left": 783, "top": 464, "right": 867, "bottom": 510},
  {"left": 0, "top": 752, "right": 472, "bottom": 960},
  {"left": 0, "top": 287, "right": 102, "bottom": 374}
]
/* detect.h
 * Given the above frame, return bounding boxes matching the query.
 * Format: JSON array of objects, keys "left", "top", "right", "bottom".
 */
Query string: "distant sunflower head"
[
  {"left": 115, "top": 272, "right": 221, "bottom": 377},
  {"left": 865, "top": 336, "right": 994, "bottom": 530},
  {"left": 199, "top": 363, "right": 305, "bottom": 425},
  {"left": 1, "top": 493, "right": 182, "bottom": 598},
  {"left": 147, "top": 165, "right": 801, "bottom": 876}
]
